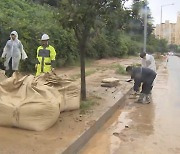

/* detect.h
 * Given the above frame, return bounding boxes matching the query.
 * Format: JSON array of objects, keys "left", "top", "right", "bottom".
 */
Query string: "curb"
[{"left": 62, "top": 88, "right": 132, "bottom": 154}]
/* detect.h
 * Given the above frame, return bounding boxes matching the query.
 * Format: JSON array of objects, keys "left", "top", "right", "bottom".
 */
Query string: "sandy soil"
[{"left": 0, "top": 57, "right": 140, "bottom": 154}]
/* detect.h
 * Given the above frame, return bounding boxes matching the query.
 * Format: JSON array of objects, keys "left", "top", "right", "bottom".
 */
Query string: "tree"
[
  {"left": 157, "top": 39, "right": 168, "bottom": 53},
  {"left": 126, "top": 0, "right": 153, "bottom": 39},
  {"left": 168, "top": 44, "right": 178, "bottom": 53},
  {"left": 59, "top": 0, "right": 128, "bottom": 100}
]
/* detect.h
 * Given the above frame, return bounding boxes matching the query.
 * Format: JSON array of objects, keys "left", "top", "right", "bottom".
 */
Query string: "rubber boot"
[
  {"left": 145, "top": 94, "right": 151, "bottom": 104},
  {"left": 136, "top": 93, "right": 145, "bottom": 103}
]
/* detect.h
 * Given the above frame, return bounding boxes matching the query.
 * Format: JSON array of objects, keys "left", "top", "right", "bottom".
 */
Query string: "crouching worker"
[
  {"left": 35, "top": 34, "right": 56, "bottom": 76},
  {"left": 126, "top": 66, "right": 156, "bottom": 104}
]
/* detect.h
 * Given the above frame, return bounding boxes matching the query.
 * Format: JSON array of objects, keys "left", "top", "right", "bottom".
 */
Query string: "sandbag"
[
  {"left": 0, "top": 70, "right": 7, "bottom": 82},
  {"left": 0, "top": 71, "right": 80, "bottom": 131},
  {"left": 58, "top": 82, "right": 80, "bottom": 112},
  {"left": 35, "top": 72, "right": 80, "bottom": 112},
  {"left": 0, "top": 73, "right": 61, "bottom": 131},
  {"left": 101, "top": 77, "right": 120, "bottom": 87},
  {"left": 102, "top": 77, "right": 120, "bottom": 83}
]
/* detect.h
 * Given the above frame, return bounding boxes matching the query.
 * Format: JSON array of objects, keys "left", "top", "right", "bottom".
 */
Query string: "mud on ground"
[{"left": 0, "top": 57, "right": 140, "bottom": 154}]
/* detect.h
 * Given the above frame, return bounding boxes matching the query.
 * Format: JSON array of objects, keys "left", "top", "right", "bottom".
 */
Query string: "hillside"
[{"left": 0, "top": 0, "right": 77, "bottom": 72}]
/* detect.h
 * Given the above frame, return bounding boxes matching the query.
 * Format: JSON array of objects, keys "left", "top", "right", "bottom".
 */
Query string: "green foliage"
[
  {"left": 71, "top": 68, "right": 96, "bottom": 80},
  {"left": 177, "top": 46, "right": 180, "bottom": 53},
  {"left": 132, "top": 63, "right": 141, "bottom": 67},
  {"left": 88, "top": 33, "right": 110, "bottom": 58},
  {"left": 85, "top": 69, "right": 96, "bottom": 77},
  {"left": 0, "top": 0, "right": 78, "bottom": 72},
  {"left": 32, "top": 0, "right": 58, "bottom": 6},
  {"left": 115, "top": 64, "right": 127, "bottom": 75},
  {"left": 127, "top": 40, "right": 141, "bottom": 55},
  {"left": 80, "top": 99, "right": 96, "bottom": 114},
  {"left": 168, "top": 44, "right": 180, "bottom": 53},
  {"left": 0, "top": 0, "right": 169, "bottom": 74}
]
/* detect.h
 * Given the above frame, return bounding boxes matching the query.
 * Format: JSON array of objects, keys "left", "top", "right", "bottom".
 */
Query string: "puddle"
[{"left": 80, "top": 57, "right": 180, "bottom": 154}]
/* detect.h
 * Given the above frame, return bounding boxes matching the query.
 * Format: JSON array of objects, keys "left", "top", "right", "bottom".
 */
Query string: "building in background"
[
  {"left": 154, "top": 12, "right": 180, "bottom": 45},
  {"left": 175, "top": 12, "right": 180, "bottom": 45}
]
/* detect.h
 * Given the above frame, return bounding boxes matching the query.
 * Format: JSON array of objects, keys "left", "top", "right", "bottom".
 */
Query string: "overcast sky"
[{"left": 125, "top": 0, "right": 180, "bottom": 25}]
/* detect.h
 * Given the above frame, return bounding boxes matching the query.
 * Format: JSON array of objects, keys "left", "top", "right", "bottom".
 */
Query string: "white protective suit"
[
  {"left": 1, "top": 31, "right": 28, "bottom": 70},
  {"left": 141, "top": 54, "right": 156, "bottom": 72}
]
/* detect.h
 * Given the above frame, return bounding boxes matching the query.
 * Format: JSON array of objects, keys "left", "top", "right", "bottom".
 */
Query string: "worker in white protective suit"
[
  {"left": 140, "top": 52, "right": 156, "bottom": 72},
  {"left": 1, "top": 31, "right": 28, "bottom": 77}
]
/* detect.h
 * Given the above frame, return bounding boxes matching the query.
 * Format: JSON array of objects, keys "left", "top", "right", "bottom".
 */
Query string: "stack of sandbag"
[
  {"left": 0, "top": 71, "right": 80, "bottom": 131},
  {"left": 101, "top": 77, "right": 120, "bottom": 87},
  {"left": 0, "top": 73, "right": 61, "bottom": 131}
]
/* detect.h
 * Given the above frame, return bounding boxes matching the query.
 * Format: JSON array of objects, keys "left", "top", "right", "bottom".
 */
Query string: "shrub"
[{"left": 115, "top": 64, "right": 127, "bottom": 75}]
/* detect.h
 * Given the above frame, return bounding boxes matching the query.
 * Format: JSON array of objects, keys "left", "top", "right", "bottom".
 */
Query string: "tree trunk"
[
  {"left": 80, "top": 43, "right": 86, "bottom": 100},
  {"left": 74, "top": 25, "right": 90, "bottom": 101},
  {"left": 79, "top": 27, "right": 90, "bottom": 100}
]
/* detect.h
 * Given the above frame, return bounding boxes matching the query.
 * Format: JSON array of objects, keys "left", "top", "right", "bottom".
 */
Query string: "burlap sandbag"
[
  {"left": 0, "top": 73, "right": 61, "bottom": 131},
  {"left": 102, "top": 77, "right": 120, "bottom": 83},
  {"left": 101, "top": 77, "right": 120, "bottom": 87},
  {"left": 58, "top": 82, "right": 80, "bottom": 112},
  {"left": 35, "top": 72, "right": 80, "bottom": 112},
  {"left": 0, "top": 71, "right": 80, "bottom": 131}
]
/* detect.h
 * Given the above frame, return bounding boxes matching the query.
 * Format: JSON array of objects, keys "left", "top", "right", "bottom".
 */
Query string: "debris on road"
[{"left": 101, "top": 77, "right": 120, "bottom": 87}]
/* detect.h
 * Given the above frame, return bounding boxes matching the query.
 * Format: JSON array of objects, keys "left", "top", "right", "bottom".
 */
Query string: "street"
[{"left": 80, "top": 56, "right": 180, "bottom": 154}]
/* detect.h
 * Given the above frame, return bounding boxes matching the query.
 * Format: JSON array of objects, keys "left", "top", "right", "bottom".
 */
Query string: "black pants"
[
  {"left": 5, "top": 58, "right": 15, "bottom": 77},
  {"left": 141, "top": 74, "right": 156, "bottom": 94},
  {"left": 141, "top": 82, "right": 153, "bottom": 94}
]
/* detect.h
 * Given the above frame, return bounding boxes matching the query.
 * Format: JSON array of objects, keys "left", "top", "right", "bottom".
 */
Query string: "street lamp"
[
  {"left": 160, "top": 3, "right": 174, "bottom": 24},
  {"left": 160, "top": 3, "right": 174, "bottom": 40},
  {"left": 143, "top": 2, "right": 147, "bottom": 52}
]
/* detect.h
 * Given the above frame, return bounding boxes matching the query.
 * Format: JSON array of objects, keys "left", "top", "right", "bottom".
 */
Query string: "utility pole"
[{"left": 143, "top": 1, "right": 147, "bottom": 53}]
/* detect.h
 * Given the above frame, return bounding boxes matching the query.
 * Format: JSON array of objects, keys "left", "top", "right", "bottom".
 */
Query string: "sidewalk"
[{"left": 79, "top": 62, "right": 167, "bottom": 154}]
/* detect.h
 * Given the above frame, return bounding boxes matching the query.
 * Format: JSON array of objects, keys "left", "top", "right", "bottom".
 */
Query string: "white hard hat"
[{"left": 41, "top": 34, "right": 49, "bottom": 40}]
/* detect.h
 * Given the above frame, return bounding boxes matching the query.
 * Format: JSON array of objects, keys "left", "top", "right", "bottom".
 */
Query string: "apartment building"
[{"left": 154, "top": 12, "right": 180, "bottom": 45}]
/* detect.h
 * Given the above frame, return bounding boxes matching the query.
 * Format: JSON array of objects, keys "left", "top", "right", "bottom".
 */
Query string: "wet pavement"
[{"left": 80, "top": 56, "right": 180, "bottom": 154}]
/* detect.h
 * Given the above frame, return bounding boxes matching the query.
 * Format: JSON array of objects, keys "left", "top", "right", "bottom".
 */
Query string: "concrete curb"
[{"left": 62, "top": 88, "right": 132, "bottom": 154}]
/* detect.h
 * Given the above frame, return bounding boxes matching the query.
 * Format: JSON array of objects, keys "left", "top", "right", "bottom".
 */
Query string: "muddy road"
[{"left": 80, "top": 56, "right": 180, "bottom": 154}]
